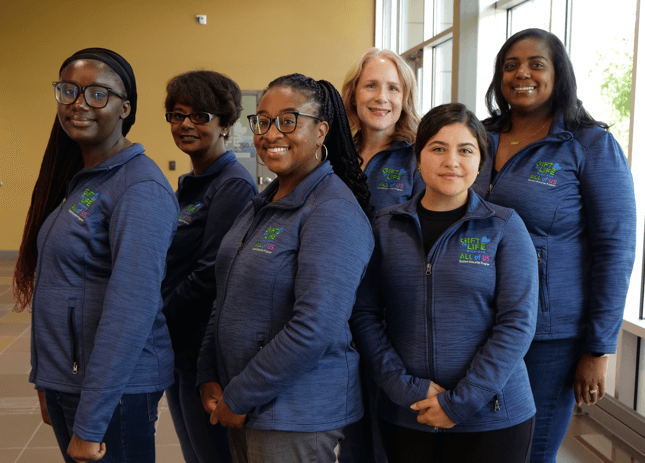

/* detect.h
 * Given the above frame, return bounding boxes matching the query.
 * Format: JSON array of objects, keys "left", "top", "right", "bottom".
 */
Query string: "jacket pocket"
[
  {"left": 536, "top": 249, "right": 550, "bottom": 313},
  {"left": 67, "top": 300, "right": 79, "bottom": 375},
  {"left": 256, "top": 332, "right": 268, "bottom": 351}
]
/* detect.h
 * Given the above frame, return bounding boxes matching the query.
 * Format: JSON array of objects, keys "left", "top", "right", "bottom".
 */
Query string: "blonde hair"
[{"left": 342, "top": 48, "right": 420, "bottom": 149}]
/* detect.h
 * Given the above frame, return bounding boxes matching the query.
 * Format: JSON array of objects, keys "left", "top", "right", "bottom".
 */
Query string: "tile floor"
[{"left": 1, "top": 257, "right": 644, "bottom": 463}]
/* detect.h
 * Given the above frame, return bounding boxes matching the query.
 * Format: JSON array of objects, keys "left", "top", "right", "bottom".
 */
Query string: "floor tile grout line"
[
  {"left": 0, "top": 286, "right": 12, "bottom": 297},
  {"left": 0, "top": 325, "right": 31, "bottom": 356},
  {"left": 13, "top": 420, "right": 43, "bottom": 463}
]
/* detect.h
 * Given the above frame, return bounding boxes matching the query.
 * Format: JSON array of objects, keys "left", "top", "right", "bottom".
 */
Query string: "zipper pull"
[
  {"left": 537, "top": 253, "right": 541, "bottom": 264},
  {"left": 73, "top": 362, "right": 78, "bottom": 375},
  {"left": 488, "top": 183, "right": 493, "bottom": 195},
  {"left": 426, "top": 263, "right": 432, "bottom": 275},
  {"left": 494, "top": 398, "right": 500, "bottom": 412}
]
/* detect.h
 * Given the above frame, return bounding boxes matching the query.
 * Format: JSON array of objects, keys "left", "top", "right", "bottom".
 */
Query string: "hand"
[
  {"left": 67, "top": 434, "right": 106, "bottom": 462},
  {"left": 573, "top": 352, "right": 608, "bottom": 406},
  {"left": 211, "top": 399, "right": 246, "bottom": 428},
  {"left": 199, "top": 382, "right": 224, "bottom": 415},
  {"left": 37, "top": 390, "right": 51, "bottom": 426},
  {"left": 426, "top": 381, "right": 446, "bottom": 398},
  {"left": 410, "top": 394, "right": 456, "bottom": 429}
]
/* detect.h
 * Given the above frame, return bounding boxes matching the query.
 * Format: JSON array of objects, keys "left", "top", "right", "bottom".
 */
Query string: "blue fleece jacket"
[
  {"left": 30, "top": 144, "right": 178, "bottom": 442},
  {"left": 364, "top": 140, "right": 425, "bottom": 210},
  {"left": 351, "top": 190, "right": 537, "bottom": 433},
  {"left": 161, "top": 151, "right": 257, "bottom": 367},
  {"left": 196, "top": 161, "right": 374, "bottom": 432},
  {"left": 473, "top": 115, "right": 636, "bottom": 353}
]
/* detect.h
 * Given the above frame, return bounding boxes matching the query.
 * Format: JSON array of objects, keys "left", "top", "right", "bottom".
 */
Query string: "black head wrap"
[{"left": 60, "top": 48, "right": 137, "bottom": 136}]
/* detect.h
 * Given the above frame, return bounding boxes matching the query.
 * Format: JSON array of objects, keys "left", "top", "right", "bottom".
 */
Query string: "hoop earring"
[
  {"left": 320, "top": 144, "right": 328, "bottom": 163},
  {"left": 257, "top": 156, "right": 266, "bottom": 166}
]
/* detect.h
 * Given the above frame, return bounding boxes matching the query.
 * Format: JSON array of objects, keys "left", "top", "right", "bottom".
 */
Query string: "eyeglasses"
[
  {"left": 53, "top": 81, "right": 126, "bottom": 108},
  {"left": 247, "top": 111, "right": 322, "bottom": 135},
  {"left": 165, "top": 111, "right": 218, "bottom": 125}
]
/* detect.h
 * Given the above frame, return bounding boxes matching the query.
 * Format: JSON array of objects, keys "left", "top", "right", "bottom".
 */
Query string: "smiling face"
[
  {"left": 501, "top": 37, "right": 555, "bottom": 117},
  {"left": 57, "top": 59, "right": 130, "bottom": 149},
  {"left": 418, "top": 123, "right": 481, "bottom": 211},
  {"left": 170, "top": 102, "right": 228, "bottom": 164},
  {"left": 354, "top": 57, "right": 404, "bottom": 139},
  {"left": 254, "top": 86, "right": 328, "bottom": 190}
]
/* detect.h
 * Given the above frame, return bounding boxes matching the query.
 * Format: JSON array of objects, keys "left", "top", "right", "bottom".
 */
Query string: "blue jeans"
[
  {"left": 166, "top": 367, "right": 232, "bottom": 463},
  {"left": 524, "top": 339, "right": 585, "bottom": 463},
  {"left": 45, "top": 389, "right": 162, "bottom": 463},
  {"left": 229, "top": 426, "right": 344, "bottom": 463}
]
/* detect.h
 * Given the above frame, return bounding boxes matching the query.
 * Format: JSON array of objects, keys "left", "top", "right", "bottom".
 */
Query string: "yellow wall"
[{"left": 0, "top": 0, "right": 374, "bottom": 250}]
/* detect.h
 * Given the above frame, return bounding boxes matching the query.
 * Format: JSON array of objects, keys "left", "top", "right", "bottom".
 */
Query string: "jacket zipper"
[
  {"left": 68, "top": 307, "right": 79, "bottom": 374},
  {"left": 486, "top": 136, "right": 554, "bottom": 200},
  {"left": 494, "top": 395, "right": 500, "bottom": 412}
]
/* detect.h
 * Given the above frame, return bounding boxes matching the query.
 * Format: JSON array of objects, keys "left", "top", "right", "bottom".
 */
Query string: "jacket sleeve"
[
  {"left": 350, "top": 233, "right": 432, "bottom": 408},
  {"left": 222, "top": 199, "right": 374, "bottom": 414},
  {"left": 579, "top": 131, "right": 636, "bottom": 353},
  {"left": 195, "top": 302, "right": 221, "bottom": 387},
  {"left": 438, "top": 212, "right": 538, "bottom": 424},
  {"left": 163, "top": 179, "right": 256, "bottom": 324},
  {"left": 72, "top": 180, "right": 178, "bottom": 442}
]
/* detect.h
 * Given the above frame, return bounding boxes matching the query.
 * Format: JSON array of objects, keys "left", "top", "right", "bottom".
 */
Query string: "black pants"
[{"left": 378, "top": 415, "right": 535, "bottom": 463}]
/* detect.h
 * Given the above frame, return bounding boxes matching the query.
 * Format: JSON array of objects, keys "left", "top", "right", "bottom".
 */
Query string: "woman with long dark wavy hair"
[
  {"left": 13, "top": 47, "right": 178, "bottom": 463},
  {"left": 474, "top": 28, "right": 636, "bottom": 462}
]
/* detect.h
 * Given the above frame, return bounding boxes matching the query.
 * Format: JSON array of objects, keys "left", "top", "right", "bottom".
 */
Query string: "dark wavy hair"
[
  {"left": 484, "top": 28, "right": 607, "bottom": 132},
  {"left": 263, "top": 74, "right": 372, "bottom": 216},
  {"left": 415, "top": 103, "right": 488, "bottom": 171},
  {"left": 165, "top": 70, "right": 243, "bottom": 139}
]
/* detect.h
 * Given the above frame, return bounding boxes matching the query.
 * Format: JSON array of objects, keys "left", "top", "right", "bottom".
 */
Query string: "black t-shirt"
[{"left": 417, "top": 201, "right": 468, "bottom": 256}]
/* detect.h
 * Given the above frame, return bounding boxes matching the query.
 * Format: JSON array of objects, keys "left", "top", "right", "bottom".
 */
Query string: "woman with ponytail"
[
  {"left": 13, "top": 48, "right": 178, "bottom": 463},
  {"left": 196, "top": 73, "right": 374, "bottom": 462}
]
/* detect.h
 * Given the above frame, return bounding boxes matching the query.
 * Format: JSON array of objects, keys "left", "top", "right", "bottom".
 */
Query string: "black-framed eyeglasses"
[
  {"left": 247, "top": 111, "right": 322, "bottom": 135},
  {"left": 53, "top": 81, "right": 126, "bottom": 108},
  {"left": 165, "top": 112, "right": 218, "bottom": 125}
]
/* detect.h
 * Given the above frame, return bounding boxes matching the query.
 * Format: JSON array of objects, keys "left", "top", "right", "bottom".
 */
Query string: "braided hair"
[
  {"left": 14, "top": 48, "right": 135, "bottom": 311},
  {"left": 264, "top": 74, "right": 372, "bottom": 215}
]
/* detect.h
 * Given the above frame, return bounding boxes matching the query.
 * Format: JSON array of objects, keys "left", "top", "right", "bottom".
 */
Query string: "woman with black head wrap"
[
  {"left": 13, "top": 48, "right": 179, "bottom": 462},
  {"left": 195, "top": 74, "right": 373, "bottom": 462}
]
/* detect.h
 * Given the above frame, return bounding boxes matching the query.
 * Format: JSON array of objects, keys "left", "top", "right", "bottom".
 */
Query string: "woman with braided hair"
[
  {"left": 196, "top": 73, "right": 374, "bottom": 462},
  {"left": 13, "top": 48, "right": 178, "bottom": 462}
]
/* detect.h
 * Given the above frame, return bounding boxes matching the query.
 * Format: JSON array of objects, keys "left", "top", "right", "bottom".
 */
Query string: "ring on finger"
[{"left": 589, "top": 389, "right": 599, "bottom": 394}]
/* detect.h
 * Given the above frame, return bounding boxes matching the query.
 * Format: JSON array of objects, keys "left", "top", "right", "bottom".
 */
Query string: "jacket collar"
[
  {"left": 383, "top": 139, "right": 412, "bottom": 153},
  {"left": 178, "top": 150, "right": 237, "bottom": 188},
  {"left": 83, "top": 143, "right": 145, "bottom": 172},
  {"left": 378, "top": 189, "right": 495, "bottom": 221},
  {"left": 488, "top": 111, "right": 573, "bottom": 151},
  {"left": 252, "top": 161, "right": 333, "bottom": 211}
]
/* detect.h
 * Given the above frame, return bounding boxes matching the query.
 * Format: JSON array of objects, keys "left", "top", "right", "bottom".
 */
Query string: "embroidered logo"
[
  {"left": 377, "top": 167, "right": 406, "bottom": 191},
  {"left": 459, "top": 236, "right": 492, "bottom": 266},
  {"left": 252, "top": 227, "right": 285, "bottom": 254},
  {"left": 178, "top": 202, "right": 202, "bottom": 225},
  {"left": 69, "top": 188, "right": 99, "bottom": 222},
  {"left": 529, "top": 161, "right": 561, "bottom": 187}
]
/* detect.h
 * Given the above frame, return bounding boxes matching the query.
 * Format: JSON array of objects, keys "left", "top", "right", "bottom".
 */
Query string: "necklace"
[{"left": 509, "top": 119, "right": 550, "bottom": 145}]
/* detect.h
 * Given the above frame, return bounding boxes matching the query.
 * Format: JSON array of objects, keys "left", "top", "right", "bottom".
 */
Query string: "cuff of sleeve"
[
  {"left": 223, "top": 387, "right": 248, "bottom": 415},
  {"left": 583, "top": 342, "right": 616, "bottom": 355}
]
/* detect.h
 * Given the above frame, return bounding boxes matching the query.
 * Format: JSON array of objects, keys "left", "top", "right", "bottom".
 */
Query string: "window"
[{"left": 376, "top": 0, "right": 455, "bottom": 112}]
